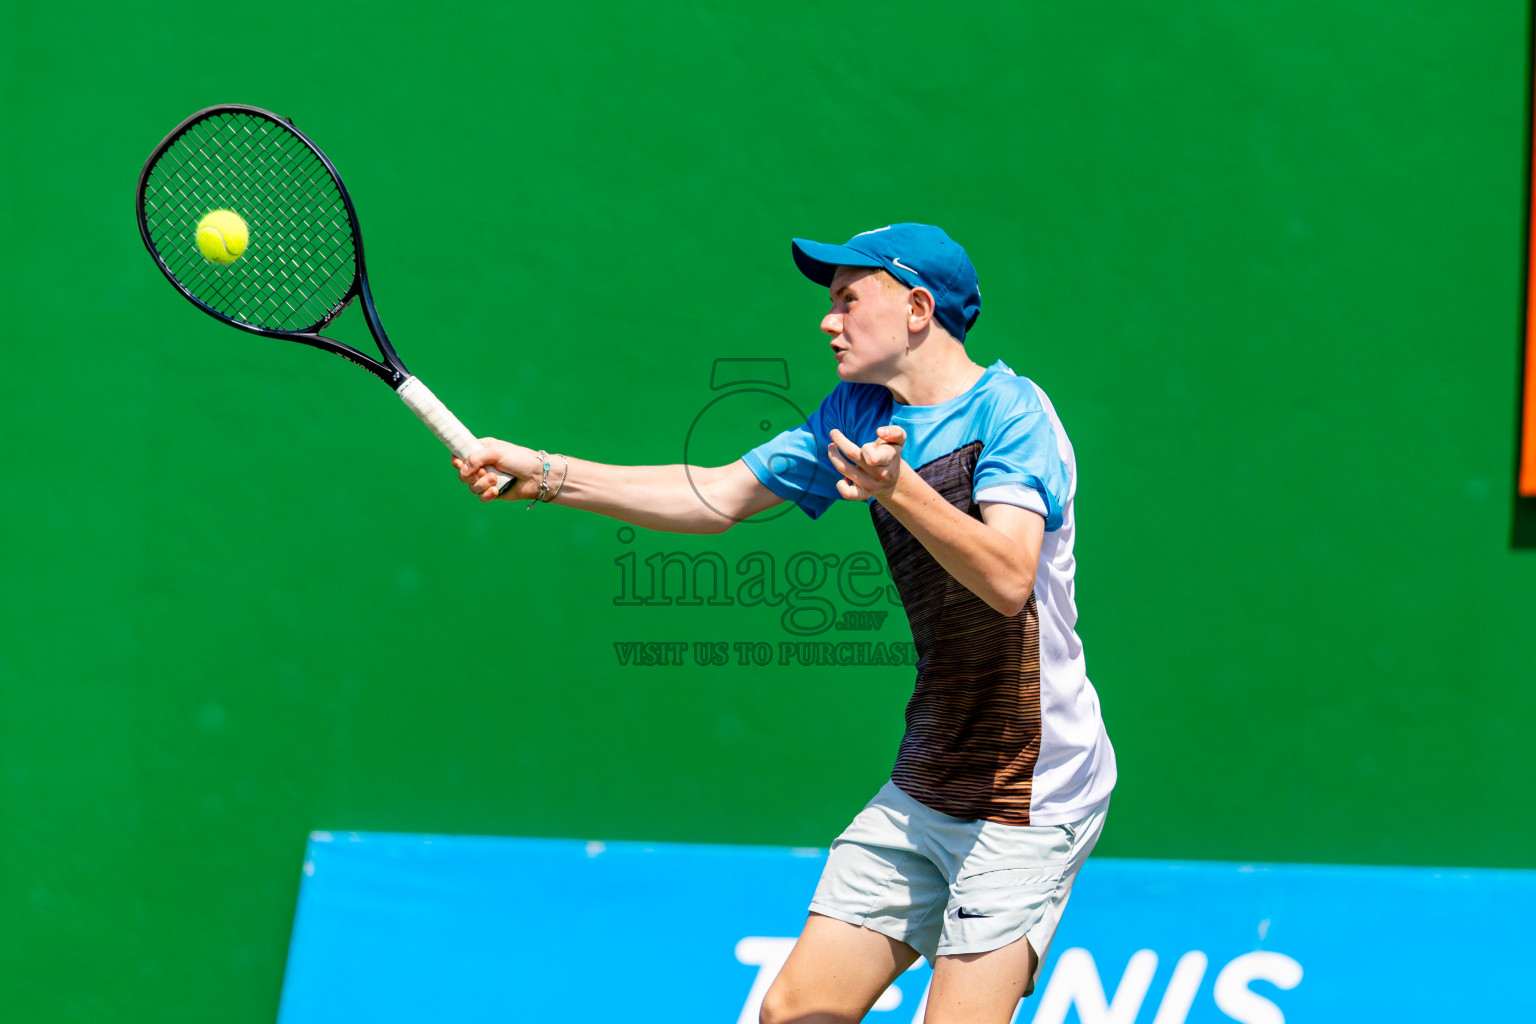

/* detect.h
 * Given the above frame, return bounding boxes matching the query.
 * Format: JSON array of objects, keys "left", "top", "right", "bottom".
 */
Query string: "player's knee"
[
  {"left": 758, "top": 985, "right": 794, "bottom": 1024},
  {"left": 759, "top": 985, "right": 857, "bottom": 1024}
]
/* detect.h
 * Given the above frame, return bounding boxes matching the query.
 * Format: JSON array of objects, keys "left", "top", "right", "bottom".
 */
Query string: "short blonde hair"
[{"left": 873, "top": 268, "right": 908, "bottom": 295}]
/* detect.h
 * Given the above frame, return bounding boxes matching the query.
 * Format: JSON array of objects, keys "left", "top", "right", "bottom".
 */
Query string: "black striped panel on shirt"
[{"left": 871, "top": 440, "right": 1043, "bottom": 826}]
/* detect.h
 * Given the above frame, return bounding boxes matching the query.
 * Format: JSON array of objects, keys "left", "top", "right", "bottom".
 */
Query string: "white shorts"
[{"left": 808, "top": 781, "right": 1108, "bottom": 991}]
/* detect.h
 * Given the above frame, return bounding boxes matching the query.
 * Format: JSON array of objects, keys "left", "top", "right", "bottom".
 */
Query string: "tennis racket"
[{"left": 135, "top": 103, "right": 515, "bottom": 495}]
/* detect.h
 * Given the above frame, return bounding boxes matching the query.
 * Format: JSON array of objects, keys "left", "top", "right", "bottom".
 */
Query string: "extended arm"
[{"left": 454, "top": 440, "right": 782, "bottom": 534}]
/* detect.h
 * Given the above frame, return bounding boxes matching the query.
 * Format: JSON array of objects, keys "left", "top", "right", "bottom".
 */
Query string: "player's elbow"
[
  {"left": 992, "top": 572, "right": 1036, "bottom": 617},
  {"left": 689, "top": 462, "right": 772, "bottom": 534},
  {"left": 992, "top": 596, "right": 1027, "bottom": 617},
  {"left": 695, "top": 514, "right": 736, "bottom": 536},
  {"left": 683, "top": 493, "right": 738, "bottom": 535}
]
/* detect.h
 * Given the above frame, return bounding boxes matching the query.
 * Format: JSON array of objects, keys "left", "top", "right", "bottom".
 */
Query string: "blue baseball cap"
[{"left": 791, "top": 223, "right": 981, "bottom": 341}]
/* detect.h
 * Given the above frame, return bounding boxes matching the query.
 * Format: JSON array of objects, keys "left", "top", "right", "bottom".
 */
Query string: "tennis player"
[{"left": 456, "top": 223, "right": 1115, "bottom": 1024}]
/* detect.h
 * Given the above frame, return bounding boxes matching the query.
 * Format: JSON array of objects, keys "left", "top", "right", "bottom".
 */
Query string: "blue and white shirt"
[{"left": 742, "top": 361, "right": 1116, "bottom": 826}]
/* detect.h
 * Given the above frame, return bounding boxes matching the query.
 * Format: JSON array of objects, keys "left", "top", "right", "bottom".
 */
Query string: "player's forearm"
[
  {"left": 877, "top": 473, "right": 1036, "bottom": 616},
  {"left": 549, "top": 458, "right": 734, "bottom": 534}
]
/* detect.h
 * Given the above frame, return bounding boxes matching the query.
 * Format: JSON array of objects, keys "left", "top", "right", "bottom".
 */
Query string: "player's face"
[{"left": 822, "top": 267, "right": 911, "bottom": 383}]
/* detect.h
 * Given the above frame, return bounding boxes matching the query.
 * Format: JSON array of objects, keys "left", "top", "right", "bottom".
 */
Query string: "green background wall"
[{"left": 3, "top": 1, "right": 1533, "bottom": 1020}]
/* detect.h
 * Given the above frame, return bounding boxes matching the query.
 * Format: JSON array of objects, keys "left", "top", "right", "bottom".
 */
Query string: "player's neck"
[{"left": 886, "top": 341, "right": 983, "bottom": 407}]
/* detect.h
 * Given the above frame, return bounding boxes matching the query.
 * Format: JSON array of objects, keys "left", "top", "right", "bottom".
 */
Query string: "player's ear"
[{"left": 907, "top": 286, "right": 936, "bottom": 333}]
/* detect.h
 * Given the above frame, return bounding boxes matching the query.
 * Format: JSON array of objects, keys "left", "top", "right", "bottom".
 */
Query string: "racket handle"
[{"left": 396, "top": 376, "right": 516, "bottom": 496}]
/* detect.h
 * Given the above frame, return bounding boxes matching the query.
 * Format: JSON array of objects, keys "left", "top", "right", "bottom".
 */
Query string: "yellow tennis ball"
[{"left": 196, "top": 209, "right": 249, "bottom": 265}]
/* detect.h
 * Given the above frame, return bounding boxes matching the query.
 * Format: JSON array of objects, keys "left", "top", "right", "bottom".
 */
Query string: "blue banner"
[{"left": 278, "top": 833, "right": 1534, "bottom": 1022}]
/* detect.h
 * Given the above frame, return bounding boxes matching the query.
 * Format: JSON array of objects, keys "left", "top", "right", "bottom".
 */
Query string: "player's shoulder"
[{"left": 974, "top": 360, "right": 1050, "bottom": 419}]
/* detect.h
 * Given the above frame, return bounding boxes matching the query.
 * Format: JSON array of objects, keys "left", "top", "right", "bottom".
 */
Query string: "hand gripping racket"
[{"left": 135, "top": 103, "right": 515, "bottom": 495}]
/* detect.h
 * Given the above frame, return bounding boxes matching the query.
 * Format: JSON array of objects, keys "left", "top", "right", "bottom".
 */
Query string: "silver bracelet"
[
  {"left": 526, "top": 450, "right": 552, "bottom": 510},
  {"left": 548, "top": 454, "right": 570, "bottom": 503}
]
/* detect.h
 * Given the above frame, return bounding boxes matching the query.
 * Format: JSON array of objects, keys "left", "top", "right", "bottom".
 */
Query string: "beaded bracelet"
[{"left": 526, "top": 450, "right": 552, "bottom": 510}]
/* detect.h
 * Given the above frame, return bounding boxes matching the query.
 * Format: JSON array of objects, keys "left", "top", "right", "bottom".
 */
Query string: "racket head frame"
[{"left": 135, "top": 103, "right": 410, "bottom": 388}]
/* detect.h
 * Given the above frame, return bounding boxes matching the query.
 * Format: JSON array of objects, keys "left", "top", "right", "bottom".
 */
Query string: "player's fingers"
[
  {"left": 453, "top": 454, "right": 481, "bottom": 482},
  {"left": 827, "top": 428, "right": 863, "bottom": 463},
  {"left": 859, "top": 443, "right": 901, "bottom": 479},
  {"left": 862, "top": 440, "right": 892, "bottom": 466},
  {"left": 829, "top": 439, "right": 878, "bottom": 475},
  {"left": 470, "top": 464, "right": 502, "bottom": 489},
  {"left": 875, "top": 424, "right": 907, "bottom": 449},
  {"left": 464, "top": 441, "right": 503, "bottom": 472},
  {"left": 840, "top": 477, "right": 873, "bottom": 500},
  {"left": 486, "top": 472, "right": 520, "bottom": 501},
  {"left": 839, "top": 461, "right": 880, "bottom": 492},
  {"left": 835, "top": 460, "right": 884, "bottom": 497}
]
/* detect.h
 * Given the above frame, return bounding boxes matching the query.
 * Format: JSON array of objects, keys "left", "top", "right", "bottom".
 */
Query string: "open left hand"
[{"left": 827, "top": 425, "right": 907, "bottom": 502}]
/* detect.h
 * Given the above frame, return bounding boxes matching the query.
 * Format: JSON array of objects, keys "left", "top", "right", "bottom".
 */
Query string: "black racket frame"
[{"left": 135, "top": 103, "right": 410, "bottom": 388}]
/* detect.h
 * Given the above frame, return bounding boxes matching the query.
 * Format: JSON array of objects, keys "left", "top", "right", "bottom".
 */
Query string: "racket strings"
[
  {"left": 141, "top": 112, "right": 359, "bottom": 333},
  {"left": 151, "top": 128, "right": 350, "bottom": 328},
  {"left": 161, "top": 116, "right": 354, "bottom": 319}
]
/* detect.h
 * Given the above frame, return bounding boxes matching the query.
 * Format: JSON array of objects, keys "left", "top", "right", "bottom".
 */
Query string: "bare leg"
[
  {"left": 759, "top": 912, "right": 921, "bottom": 1024},
  {"left": 921, "top": 934, "right": 1039, "bottom": 1024}
]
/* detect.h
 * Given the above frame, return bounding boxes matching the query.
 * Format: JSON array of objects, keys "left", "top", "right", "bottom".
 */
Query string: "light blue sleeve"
[
  {"left": 740, "top": 386, "right": 846, "bottom": 520},
  {"left": 972, "top": 394, "right": 1071, "bottom": 532}
]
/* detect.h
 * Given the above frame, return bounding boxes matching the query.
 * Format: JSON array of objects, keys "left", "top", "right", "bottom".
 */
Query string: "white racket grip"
[{"left": 396, "top": 376, "right": 516, "bottom": 496}]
